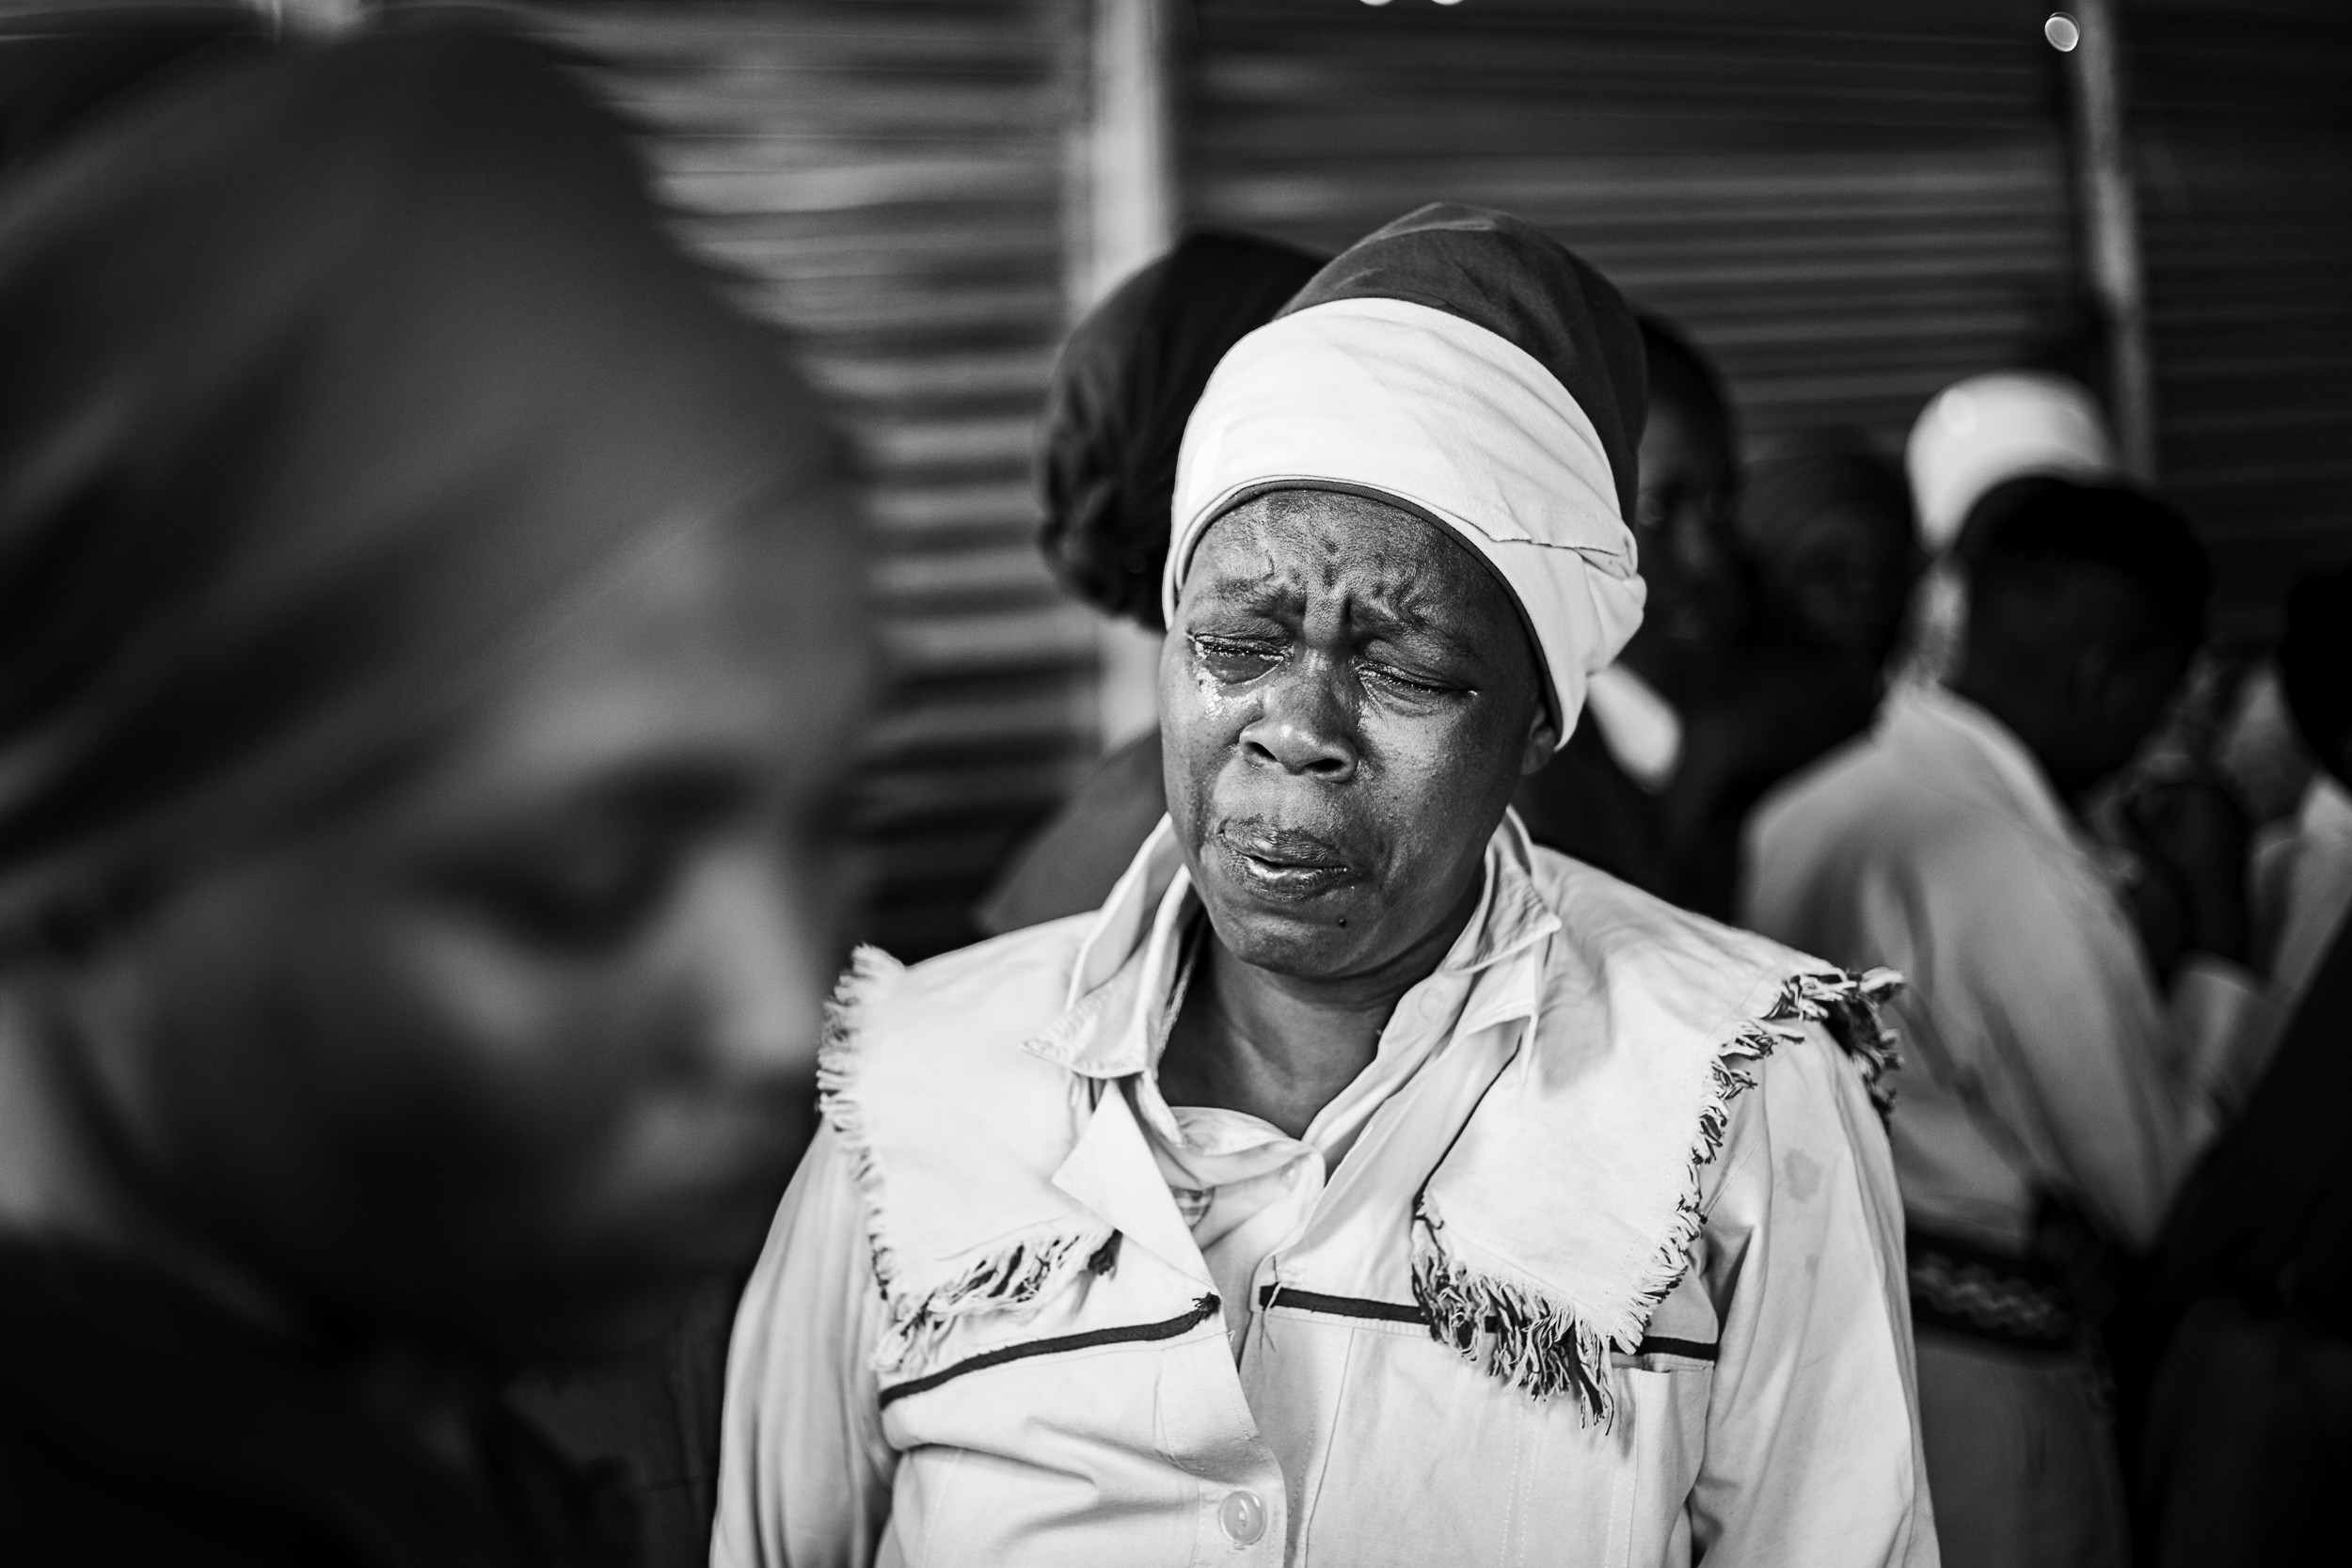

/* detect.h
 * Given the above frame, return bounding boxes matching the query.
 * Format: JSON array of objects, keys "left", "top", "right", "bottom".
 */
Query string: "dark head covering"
[
  {"left": 1277, "top": 204, "right": 1646, "bottom": 524},
  {"left": 1969, "top": 479, "right": 2211, "bottom": 648},
  {"left": 1744, "top": 445, "right": 1915, "bottom": 563},
  {"left": 1636, "top": 311, "right": 1732, "bottom": 452},
  {"left": 1037, "top": 231, "right": 1323, "bottom": 630},
  {"left": 0, "top": 21, "right": 838, "bottom": 944}
]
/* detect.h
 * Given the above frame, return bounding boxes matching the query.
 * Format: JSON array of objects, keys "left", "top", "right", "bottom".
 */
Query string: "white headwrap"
[
  {"left": 1163, "top": 296, "right": 1645, "bottom": 747},
  {"left": 1905, "top": 371, "right": 2118, "bottom": 551}
]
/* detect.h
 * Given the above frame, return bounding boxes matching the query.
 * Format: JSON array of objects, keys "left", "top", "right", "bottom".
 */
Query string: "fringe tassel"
[
  {"left": 870, "top": 1224, "right": 1116, "bottom": 1374},
  {"left": 1408, "top": 964, "right": 1904, "bottom": 1422},
  {"left": 1769, "top": 966, "right": 1904, "bottom": 1117},
  {"left": 815, "top": 945, "right": 911, "bottom": 1301},
  {"left": 1413, "top": 1240, "right": 1618, "bottom": 1424},
  {"left": 1613, "top": 1020, "right": 1780, "bottom": 1402},
  {"left": 816, "top": 944, "right": 1115, "bottom": 1377}
]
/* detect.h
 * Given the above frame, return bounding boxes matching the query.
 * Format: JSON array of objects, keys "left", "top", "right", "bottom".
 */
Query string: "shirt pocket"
[
  {"left": 1613, "top": 1357, "right": 1715, "bottom": 1568},
  {"left": 1286, "top": 1323, "right": 1648, "bottom": 1568}
]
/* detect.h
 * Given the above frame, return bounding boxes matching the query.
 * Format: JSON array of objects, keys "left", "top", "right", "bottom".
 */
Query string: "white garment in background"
[
  {"left": 2251, "top": 773, "right": 2352, "bottom": 1012},
  {"left": 1742, "top": 683, "right": 2276, "bottom": 1255},
  {"left": 1583, "top": 660, "right": 1684, "bottom": 791}
]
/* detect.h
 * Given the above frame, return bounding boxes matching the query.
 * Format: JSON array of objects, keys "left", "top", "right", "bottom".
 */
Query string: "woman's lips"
[{"left": 1216, "top": 823, "right": 1357, "bottom": 902}]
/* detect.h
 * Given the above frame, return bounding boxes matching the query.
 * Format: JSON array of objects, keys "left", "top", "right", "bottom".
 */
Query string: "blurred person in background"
[
  {"left": 0, "top": 19, "right": 865, "bottom": 1565},
  {"left": 1744, "top": 440, "right": 1922, "bottom": 681},
  {"left": 1895, "top": 371, "right": 2119, "bottom": 689},
  {"left": 2134, "top": 579, "right": 2352, "bottom": 1567},
  {"left": 1510, "top": 312, "right": 1740, "bottom": 895},
  {"left": 1518, "top": 316, "right": 1905, "bottom": 919},
  {"left": 2249, "top": 566, "right": 2352, "bottom": 1015},
  {"left": 1743, "top": 481, "right": 2278, "bottom": 1568},
  {"left": 975, "top": 230, "right": 1324, "bottom": 936},
  {"left": 716, "top": 205, "right": 1931, "bottom": 1568}
]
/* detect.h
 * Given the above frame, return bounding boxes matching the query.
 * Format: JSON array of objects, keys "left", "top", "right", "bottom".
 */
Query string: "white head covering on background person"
[
  {"left": 1166, "top": 202, "right": 1649, "bottom": 749},
  {"left": 1906, "top": 370, "right": 2118, "bottom": 550},
  {"left": 1894, "top": 370, "right": 2120, "bottom": 686}
]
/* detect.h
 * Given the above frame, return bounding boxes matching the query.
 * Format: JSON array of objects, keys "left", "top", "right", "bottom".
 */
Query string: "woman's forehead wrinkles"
[{"left": 1196, "top": 503, "right": 1493, "bottom": 659}]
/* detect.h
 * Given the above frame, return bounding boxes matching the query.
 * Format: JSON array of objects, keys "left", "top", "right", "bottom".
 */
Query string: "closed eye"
[
  {"left": 1189, "top": 634, "right": 1284, "bottom": 682},
  {"left": 1360, "top": 663, "right": 1459, "bottom": 699}
]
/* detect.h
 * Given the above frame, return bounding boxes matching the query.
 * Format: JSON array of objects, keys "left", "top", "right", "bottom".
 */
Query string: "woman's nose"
[
  {"left": 1237, "top": 665, "right": 1358, "bottom": 780},
  {"left": 672, "top": 848, "right": 829, "bottom": 1085}
]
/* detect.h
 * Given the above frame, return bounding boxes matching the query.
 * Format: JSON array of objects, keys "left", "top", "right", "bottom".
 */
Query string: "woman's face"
[
  {"left": 58, "top": 496, "right": 868, "bottom": 1358},
  {"left": 1162, "top": 490, "right": 1555, "bottom": 982}
]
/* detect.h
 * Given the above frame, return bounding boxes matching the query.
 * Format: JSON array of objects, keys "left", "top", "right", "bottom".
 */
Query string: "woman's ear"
[{"left": 1518, "top": 704, "right": 1562, "bottom": 777}]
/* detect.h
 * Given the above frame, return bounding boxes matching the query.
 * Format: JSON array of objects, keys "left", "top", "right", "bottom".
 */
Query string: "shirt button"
[{"left": 1219, "top": 1487, "right": 1267, "bottom": 1546}]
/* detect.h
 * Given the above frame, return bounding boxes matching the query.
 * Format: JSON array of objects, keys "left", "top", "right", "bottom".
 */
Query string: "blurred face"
[
  {"left": 1967, "top": 564, "right": 2192, "bottom": 796},
  {"left": 2065, "top": 626, "right": 2193, "bottom": 792},
  {"left": 1635, "top": 397, "right": 1748, "bottom": 651},
  {"left": 53, "top": 492, "right": 868, "bottom": 1358},
  {"left": 1766, "top": 504, "right": 1919, "bottom": 666},
  {"left": 1162, "top": 490, "right": 1556, "bottom": 982}
]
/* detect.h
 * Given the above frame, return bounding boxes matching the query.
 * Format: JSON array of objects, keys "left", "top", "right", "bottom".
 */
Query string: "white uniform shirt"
[
  {"left": 2251, "top": 772, "right": 2352, "bottom": 1011},
  {"left": 1742, "top": 684, "right": 2276, "bottom": 1254},
  {"left": 715, "top": 821, "right": 1935, "bottom": 1567}
]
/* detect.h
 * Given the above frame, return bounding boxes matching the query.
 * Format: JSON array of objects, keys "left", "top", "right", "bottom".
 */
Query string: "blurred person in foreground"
[
  {"left": 0, "top": 21, "right": 865, "bottom": 1565},
  {"left": 976, "top": 231, "right": 1324, "bottom": 936},
  {"left": 1743, "top": 482, "right": 2278, "bottom": 1568},
  {"left": 2138, "top": 578, "right": 2352, "bottom": 1566},
  {"left": 715, "top": 205, "right": 1933, "bottom": 1567}
]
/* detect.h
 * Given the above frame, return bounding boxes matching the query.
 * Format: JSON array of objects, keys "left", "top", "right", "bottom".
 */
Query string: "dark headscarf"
[
  {"left": 1743, "top": 446, "right": 1915, "bottom": 564},
  {"left": 1037, "top": 231, "right": 1325, "bottom": 629},
  {"left": 0, "top": 21, "right": 838, "bottom": 944}
]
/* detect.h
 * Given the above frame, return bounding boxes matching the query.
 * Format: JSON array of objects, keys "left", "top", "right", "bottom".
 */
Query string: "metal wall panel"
[
  {"left": 2126, "top": 1, "right": 2352, "bottom": 629},
  {"left": 1184, "top": 0, "right": 2350, "bottom": 626},
  {"left": 514, "top": 0, "right": 1089, "bottom": 959},
  {"left": 1184, "top": 0, "right": 2077, "bottom": 456}
]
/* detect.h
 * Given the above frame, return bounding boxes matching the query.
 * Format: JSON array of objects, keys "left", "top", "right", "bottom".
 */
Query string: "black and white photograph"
[{"left": 0, "top": 2, "right": 2344, "bottom": 1564}]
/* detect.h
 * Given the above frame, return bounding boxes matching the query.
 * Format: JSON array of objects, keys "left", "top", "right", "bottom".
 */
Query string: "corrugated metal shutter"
[
  {"left": 505, "top": 0, "right": 1089, "bottom": 959},
  {"left": 1184, "top": 0, "right": 2078, "bottom": 460},
  {"left": 2126, "top": 0, "right": 2352, "bottom": 629}
]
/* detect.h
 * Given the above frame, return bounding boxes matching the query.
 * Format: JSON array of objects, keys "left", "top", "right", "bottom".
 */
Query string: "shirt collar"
[
  {"left": 1887, "top": 682, "right": 2083, "bottom": 848},
  {"left": 1026, "top": 812, "right": 1561, "bottom": 1084}
]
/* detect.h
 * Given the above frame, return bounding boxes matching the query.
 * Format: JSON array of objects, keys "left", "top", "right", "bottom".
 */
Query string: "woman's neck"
[{"left": 1158, "top": 870, "right": 1483, "bottom": 1138}]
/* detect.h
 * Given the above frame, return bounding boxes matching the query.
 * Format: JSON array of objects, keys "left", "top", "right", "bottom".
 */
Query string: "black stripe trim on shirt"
[
  {"left": 877, "top": 1293, "right": 1220, "bottom": 1408},
  {"left": 1254, "top": 1284, "right": 1719, "bottom": 1361},
  {"left": 1626, "top": 1336, "right": 1719, "bottom": 1363},
  {"left": 1255, "top": 1285, "right": 1428, "bottom": 1323}
]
